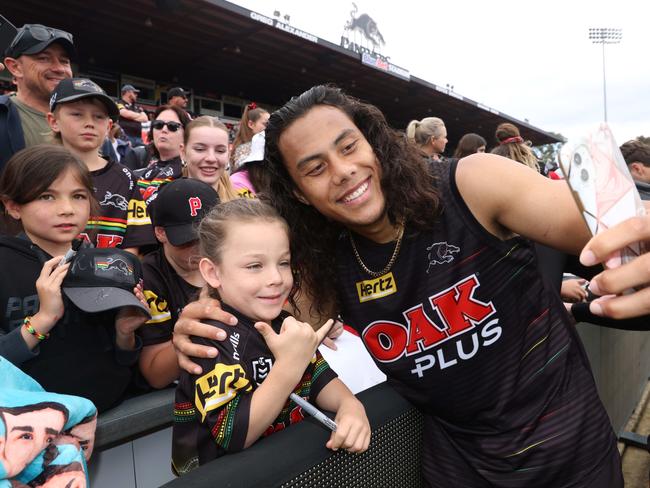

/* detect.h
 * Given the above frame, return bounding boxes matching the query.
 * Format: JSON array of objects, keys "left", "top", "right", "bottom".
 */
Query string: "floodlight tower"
[{"left": 588, "top": 27, "right": 622, "bottom": 122}]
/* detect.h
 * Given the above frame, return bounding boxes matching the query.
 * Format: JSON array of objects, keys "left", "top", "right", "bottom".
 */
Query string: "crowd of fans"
[{"left": 2, "top": 21, "right": 650, "bottom": 488}]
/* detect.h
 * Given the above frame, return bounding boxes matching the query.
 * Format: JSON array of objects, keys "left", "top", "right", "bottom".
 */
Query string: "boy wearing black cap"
[
  {"left": 47, "top": 78, "right": 155, "bottom": 252},
  {"left": 1, "top": 24, "right": 75, "bottom": 169},
  {"left": 139, "top": 179, "right": 219, "bottom": 388}
]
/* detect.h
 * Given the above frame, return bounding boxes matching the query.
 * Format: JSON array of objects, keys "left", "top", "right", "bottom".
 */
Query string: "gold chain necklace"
[{"left": 349, "top": 222, "right": 405, "bottom": 278}]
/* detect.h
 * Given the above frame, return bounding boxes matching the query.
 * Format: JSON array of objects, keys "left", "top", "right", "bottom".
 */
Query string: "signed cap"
[
  {"left": 50, "top": 78, "right": 120, "bottom": 121},
  {"left": 62, "top": 248, "right": 149, "bottom": 317}
]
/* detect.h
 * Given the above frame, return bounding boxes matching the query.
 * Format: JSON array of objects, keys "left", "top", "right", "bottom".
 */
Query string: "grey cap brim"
[
  {"left": 63, "top": 287, "right": 151, "bottom": 318},
  {"left": 51, "top": 92, "right": 120, "bottom": 121}
]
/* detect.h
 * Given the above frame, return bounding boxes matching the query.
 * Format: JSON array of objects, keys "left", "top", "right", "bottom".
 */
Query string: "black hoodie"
[{"left": 0, "top": 235, "right": 141, "bottom": 412}]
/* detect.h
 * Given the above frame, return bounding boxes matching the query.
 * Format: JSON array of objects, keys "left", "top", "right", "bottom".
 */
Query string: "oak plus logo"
[{"left": 362, "top": 274, "right": 502, "bottom": 377}]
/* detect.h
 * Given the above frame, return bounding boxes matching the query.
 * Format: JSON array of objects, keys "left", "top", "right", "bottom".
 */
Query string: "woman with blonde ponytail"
[
  {"left": 405, "top": 117, "right": 448, "bottom": 161},
  {"left": 490, "top": 123, "right": 539, "bottom": 172}
]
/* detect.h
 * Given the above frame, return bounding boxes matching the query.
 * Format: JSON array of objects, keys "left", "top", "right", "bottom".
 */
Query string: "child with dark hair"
[
  {"left": 47, "top": 77, "right": 155, "bottom": 252},
  {"left": 0, "top": 145, "right": 149, "bottom": 412},
  {"left": 138, "top": 179, "right": 219, "bottom": 388}
]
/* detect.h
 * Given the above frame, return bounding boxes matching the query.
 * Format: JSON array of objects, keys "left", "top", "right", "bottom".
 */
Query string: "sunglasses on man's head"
[
  {"left": 152, "top": 120, "right": 183, "bottom": 132},
  {"left": 9, "top": 24, "right": 73, "bottom": 51}
]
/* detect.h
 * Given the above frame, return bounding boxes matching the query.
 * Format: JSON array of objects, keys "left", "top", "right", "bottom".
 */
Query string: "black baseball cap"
[
  {"left": 50, "top": 78, "right": 120, "bottom": 121},
  {"left": 150, "top": 178, "right": 219, "bottom": 246},
  {"left": 168, "top": 87, "right": 189, "bottom": 99},
  {"left": 62, "top": 248, "right": 150, "bottom": 317},
  {"left": 5, "top": 24, "right": 75, "bottom": 59}
]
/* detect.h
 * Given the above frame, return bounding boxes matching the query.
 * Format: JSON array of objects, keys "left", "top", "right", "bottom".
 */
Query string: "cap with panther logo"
[
  {"left": 62, "top": 248, "right": 150, "bottom": 317},
  {"left": 49, "top": 77, "right": 120, "bottom": 121},
  {"left": 149, "top": 178, "right": 219, "bottom": 246}
]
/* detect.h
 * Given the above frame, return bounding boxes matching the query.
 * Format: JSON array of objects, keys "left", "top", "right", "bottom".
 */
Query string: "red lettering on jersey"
[
  {"left": 78, "top": 233, "right": 92, "bottom": 244},
  {"left": 404, "top": 305, "right": 447, "bottom": 354},
  {"left": 188, "top": 197, "right": 202, "bottom": 217},
  {"left": 290, "top": 405, "right": 305, "bottom": 425},
  {"left": 430, "top": 275, "right": 495, "bottom": 336},
  {"left": 362, "top": 321, "right": 408, "bottom": 362},
  {"left": 96, "top": 234, "right": 124, "bottom": 248}
]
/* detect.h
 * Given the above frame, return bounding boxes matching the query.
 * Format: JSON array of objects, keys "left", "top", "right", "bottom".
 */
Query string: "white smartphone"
[{"left": 559, "top": 123, "right": 646, "bottom": 269}]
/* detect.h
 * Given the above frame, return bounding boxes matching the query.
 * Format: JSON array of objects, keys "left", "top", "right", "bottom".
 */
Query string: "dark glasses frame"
[
  {"left": 7, "top": 24, "right": 73, "bottom": 55},
  {"left": 152, "top": 120, "right": 183, "bottom": 132}
]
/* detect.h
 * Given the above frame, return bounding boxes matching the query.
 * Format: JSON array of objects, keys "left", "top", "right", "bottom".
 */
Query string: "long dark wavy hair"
[{"left": 264, "top": 85, "right": 440, "bottom": 314}]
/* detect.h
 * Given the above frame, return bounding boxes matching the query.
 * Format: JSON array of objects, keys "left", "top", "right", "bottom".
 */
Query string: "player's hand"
[
  {"left": 580, "top": 214, "right": 650, "bottom": 318},
  {"left": 326, "top": 396, "right": 370, "bottom": 453},
  {"left": 256, "top": 318, "right": 334, "bottom": 369},
  {"left": 172, "top": 287, "right": 237, "bottom": 375}
]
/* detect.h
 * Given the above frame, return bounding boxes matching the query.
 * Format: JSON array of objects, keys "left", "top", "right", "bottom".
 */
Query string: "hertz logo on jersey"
[
  {"left": 144, "top": 290, "right": 171, "bottom": 324},
  {"left": 356, "top": 272, "right": 397, "bottom": 303},
  {"left": 195, "top": 364, "right": 252, "bottom": 421}
]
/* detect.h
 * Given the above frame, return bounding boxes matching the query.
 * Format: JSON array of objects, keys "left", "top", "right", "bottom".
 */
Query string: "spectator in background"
[
  {"left": 230, "top": 131, "right": 272, "bottom": 198},
  {"left": 167, "top": 87, "right": 190, "bottom": 111},
  {"left": 453, "top": 133, "right": 486, "bottom": 159},
  {"left": 620, "top": 139, "right": 650, "bottom": 200},
  {"left": 182, "top": 116, "right": 238, "bottom": 202},
  {"left": 0, "top": 24, "right": 74, "bottom": 170},
  {"left": 405, "top": 116, "right": 448, "bottom": 161},
  {"left": 231, "top": 102, "right": 269, "bottom": 170},
  {"left": 117, "top": 84, "right": 148, "bottom": 147},
  {"left": 490, "top": 122, "right": 539, "bottom": 172},
  {"left": 135, "top": 104, "right": 190, "bottom": 205},
  {"left": 101, "top": 123, "right": 130, "bottom": 163}
]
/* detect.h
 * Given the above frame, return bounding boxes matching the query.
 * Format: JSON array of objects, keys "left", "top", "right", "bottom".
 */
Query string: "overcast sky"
[{"left": 233, "top": 0, "right": 649, "bottom": 145}]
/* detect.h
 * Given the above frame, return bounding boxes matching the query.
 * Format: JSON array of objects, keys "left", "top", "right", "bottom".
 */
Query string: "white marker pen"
[{"left": 290, "top": 393, "right": 337, "bottom": 432}]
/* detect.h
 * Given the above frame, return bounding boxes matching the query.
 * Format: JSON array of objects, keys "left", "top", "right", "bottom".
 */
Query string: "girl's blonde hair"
[
  {"left": 198, "top": 198, "right": 295, "bottom": 303},
  {"left": 231, "top": 104, "right": 269, "bottom": 162},
  {"left": 182, "top": 116, "right": 238, "bottom": 202},
  {"left": 405, "top": 117, "right": 445, "bottom": 147},
  {"left": 490, "top": 123, "right": 539, "bottom": 171}
]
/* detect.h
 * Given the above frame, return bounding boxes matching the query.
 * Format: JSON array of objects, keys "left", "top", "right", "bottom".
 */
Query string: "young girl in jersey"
[
  {"left": 171, "top": 198, "right": 370, "bottom": 475},
  {"left": 0, "top": 145, "right": 148, "bottom": 412},
  {"left": 47, "top": 77, "right": 154, "bottom": 253},
  {"left": 182, "top": 116, "right": 238, "bottom": 202}
]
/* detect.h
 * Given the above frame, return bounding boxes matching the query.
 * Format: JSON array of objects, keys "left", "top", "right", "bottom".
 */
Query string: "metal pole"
[{"left": 602, "top": 42, "right": 608, "bottom": 122}]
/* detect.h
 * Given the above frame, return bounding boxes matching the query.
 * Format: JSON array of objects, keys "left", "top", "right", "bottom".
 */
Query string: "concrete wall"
[{"left": 577, "top": 323, "right": 650, "bottom": 432}]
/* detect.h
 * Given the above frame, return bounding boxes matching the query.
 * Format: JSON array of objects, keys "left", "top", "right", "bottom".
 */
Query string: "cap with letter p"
[{"left": 149, "top": 178, "right": 219, "bottom": 246}]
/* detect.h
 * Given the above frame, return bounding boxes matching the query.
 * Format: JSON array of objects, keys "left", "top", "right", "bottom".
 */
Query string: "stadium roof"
[{"left": 3, "top": 0, "right": 563, "bottom": 147}]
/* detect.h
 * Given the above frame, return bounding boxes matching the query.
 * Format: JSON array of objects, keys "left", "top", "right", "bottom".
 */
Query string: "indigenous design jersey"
[
  {"left": 172, "top": 305, "right": 337, "bottom": 475},
  {"left": 81, "top": 159, "right": 155, "bottom": 249},
  {"left": 139, "top": 248, "right": 200, "bottom": 347},
  {"left": 135, "top": 156, "right": 183, "bottom": 206},
  {"left": 336, "top": 160, "right": 619, "bottom": 487}
]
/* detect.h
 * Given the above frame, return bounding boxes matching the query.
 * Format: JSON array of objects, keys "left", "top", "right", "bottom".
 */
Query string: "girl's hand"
[
  {"left": 173, "top": 288, "right": 238, "bottom": 375},
  {"left": 35, "top": 257, "right": 70, "bottom": 326},
  {"left": 256, "top": 318, "right": 334, "bottom": 369},
  {"left": 321, "top": 318, "right": 344, "bottom": 351},
  {"left": 326, "top": 396, "right": 371, "bottom": 453}
]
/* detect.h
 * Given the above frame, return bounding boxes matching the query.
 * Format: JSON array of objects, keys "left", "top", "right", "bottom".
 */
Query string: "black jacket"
[
  {"left": 0, "top": 235, "right": 141, "bottom": 412},
  {"left": 0, "top": 95, "right": 26, "bottom": 172}
]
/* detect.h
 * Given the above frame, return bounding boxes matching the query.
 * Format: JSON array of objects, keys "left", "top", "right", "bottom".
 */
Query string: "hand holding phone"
[{"left": 559, "top": 123, "right": 646, "bottom": 270}]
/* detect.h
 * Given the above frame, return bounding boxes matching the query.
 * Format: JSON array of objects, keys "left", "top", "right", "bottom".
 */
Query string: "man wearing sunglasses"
[
  {"left": 0, "top": 24, "right": 75, "bottom": 170},
  {"left": 118, "top": 84, "right": 148, "bottom": 148}
]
